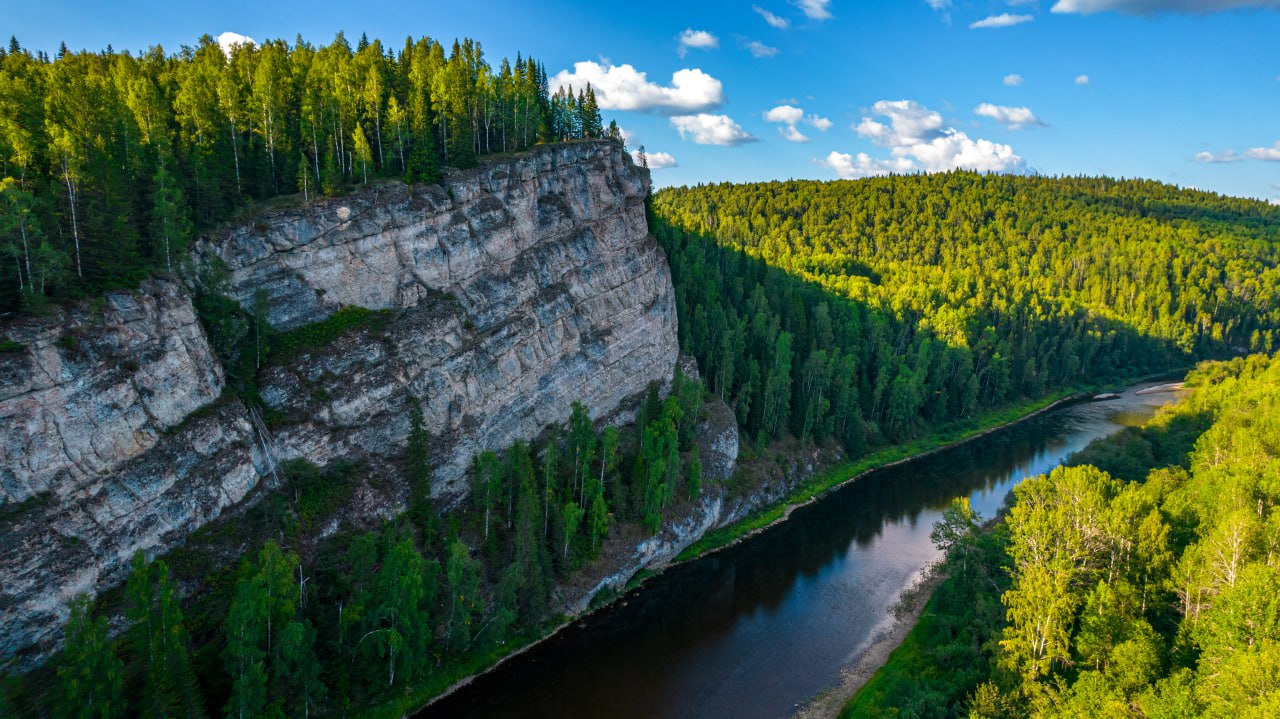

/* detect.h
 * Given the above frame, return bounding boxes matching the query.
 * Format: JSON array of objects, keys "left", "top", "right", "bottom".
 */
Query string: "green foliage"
[
  {"left": 405, "top": 398, "right": 434, "bottom": 533},
  {"left": 124, "top": 552, "right": 203, "bottom": 718},
  {"left": 850, "top": 352, "right": 1280, "bottom": 717},
  {"left": 55, "top": 595, "right": 125, "bottom": 719},
  {"left": 840, "top": 524, "right": 1013, "bottom": 719},
  {"left": 265, "top": 306, "right": 389, "bottom": 363},
  {"left": 0, "top": 34, "right": 617, "bottom": 312},
  {"left": 222, "top": 541, "right": 314, "bottom": 719},
  {"left": 652, "top": 177, "right": 1280, "bottom": 454},
  {"left": 281, "top": 458, "right": 357, "bottom": 532}
]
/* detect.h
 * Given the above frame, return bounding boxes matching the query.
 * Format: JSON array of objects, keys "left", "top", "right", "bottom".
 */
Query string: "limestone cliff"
[{"left": 0, "top": 140, "right": 678, "bottom": 665}]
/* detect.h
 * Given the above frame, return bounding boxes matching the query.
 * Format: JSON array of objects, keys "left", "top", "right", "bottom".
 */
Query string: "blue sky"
[{"left": 4, "top": 0, "right": 1278, "bottom": 201}]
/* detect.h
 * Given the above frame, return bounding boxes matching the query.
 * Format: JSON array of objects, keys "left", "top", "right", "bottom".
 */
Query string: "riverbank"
[
  {"left": 791, "top": 570, "right": 947, "bottom": 719},
  {"left": 827, "top": 373, "right": 1194, "bottom": 718},
  {"left": 371, "top": 376, "right": 1184, "bottom": 718},
  {"left": 669, "top": 387, "right": 1083, "bottom": 564}
]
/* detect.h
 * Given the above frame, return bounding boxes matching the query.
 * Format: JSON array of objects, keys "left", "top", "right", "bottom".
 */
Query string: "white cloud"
[
  {"left": 1195, "top": 150, "right": 1242, "bottom": 163},
  {"left": 909, "top": 132, "right": 1025, "bottom": 172},
  {"left": 677, "top": 29, "right": 719, "bottom": 57},
  {"left": 792, "top": 0, "right": 833, "bottom": 20},
  {"left": 854, "top": 100, "right": 945, "bottom": 146},
  {"left": 1244, "top": 141, "right": 1280, "bottom": 160},
  {"left": 926, "top": 0, "right": 953, "bottom": 9},
  {"left": 1194, "top": 141, "right": 1280, "bottom": 163},
  {"left": 671, "top": 114, "right": 759, "bottom": 146},
  {"left": 747, "top": 40, "right": 779, "bottom": 58},
  {"left": 216, "top": 31, "right": 254, "bottom": 57},
  {"left": 1270, "top": 197, "right": 1280, "bottom": 206},
  {"left": 970, "top": 13, "right": 1036, "bottom": 28},
  {"left": 808, "top": 115, "right": 834, "bottom": 131},
  {"left": 765, "top": 105, "right": 805, "bottom": 125},
  {"left": 1075, "top": 74, "right": 1091, "bottom": 85},
  {"left": 1052, "top": 0, "right": 1280, "bottom": 14},
  {"left": 780, "top": 125, "right": 811, "bottom": 142},
  {"left": 821, "top": 151, "right": 915, "bottom": 179},
  {"left": 852, "top": 99, "right": 1025, "bottom": 174},
  {"left": 646, "top": 151, "right": 679, "bottom": 169},
  {"left": 974, "top": 103, "right": 1046, "bottom": 129},
  {"left": 764, "top": 105, "right": 831, "bottom": 143},
  {"left": 754, "top": 5, "right": 791, "bottom": 28},
  {"left": 552, "top": 61, "right": 725, "bottom": 114},
  {"left": 1003, "top": 73, "right": 1025, "bottom": 87}
]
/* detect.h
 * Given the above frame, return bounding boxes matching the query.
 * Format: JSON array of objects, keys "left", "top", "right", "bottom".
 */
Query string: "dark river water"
[{"left": 422, "top": 383, "right": 1179, "bottom": 719}]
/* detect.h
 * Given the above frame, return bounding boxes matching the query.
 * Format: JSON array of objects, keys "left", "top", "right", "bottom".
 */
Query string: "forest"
[
  {"left": 843, "top": 352, "right": 1280, "bottom": 718},
  {"left": 0, "top": 370, "right": 707, "bottom": 717},
  {"left": 0, "top": 33, "right": 615, "bottom": 312},
  {"left": 650, "top": 177, "right": 1280, "bottom": 450}
]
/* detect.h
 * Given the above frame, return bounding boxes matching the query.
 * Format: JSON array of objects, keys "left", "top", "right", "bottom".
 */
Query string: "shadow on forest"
[{"left": 651, "top": 214, "right": 1191, "bottom": 451}]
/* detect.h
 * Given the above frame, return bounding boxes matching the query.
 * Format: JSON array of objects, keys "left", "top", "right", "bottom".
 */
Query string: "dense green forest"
[
  {"left": 844, "top": 352, "right": 1280, "bottom": 718},
  {"left": 651, "top": 177, "right": 1280, "bottom": 449},
  {"left": 0, "top": 33, "right": 615, "bottom": 312},
  {"left": 1, "top": 374, "right": 706, "bottom": 717}
]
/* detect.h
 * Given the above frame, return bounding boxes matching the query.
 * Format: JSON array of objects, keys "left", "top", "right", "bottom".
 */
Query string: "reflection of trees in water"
[{"left": 427, "top": 397, "right": 1166, "bottom": 719}]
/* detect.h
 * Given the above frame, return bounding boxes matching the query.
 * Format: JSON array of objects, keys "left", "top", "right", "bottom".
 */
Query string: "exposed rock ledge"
[{"left": 0, "top": 140, "right": 678, "bottom": 666}]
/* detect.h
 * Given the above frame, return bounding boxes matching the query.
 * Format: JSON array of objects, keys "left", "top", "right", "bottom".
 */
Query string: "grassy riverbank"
[
  {"left": 672, "top": 387, "right": 1080, "bottom": 563},
  {"left": 837, "top": 526, "right": 1013, "bottom": 719},
  {"left": 838, "top": 370, "right": 1200, "bottom": 718},
  {"left": 365, "top": 374, "right": 1185, "bottom": 719}
]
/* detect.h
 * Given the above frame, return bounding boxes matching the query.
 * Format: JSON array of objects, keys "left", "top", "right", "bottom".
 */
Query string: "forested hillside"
[
  {"left": 651, "top": 177, "right": 1280, "bottom": 449},
  {"left": 845, "top": 353, "right": 1280, "bottom": 718},
  {"left": 0, "top": 33, "right": 615, "bottom": 311}
]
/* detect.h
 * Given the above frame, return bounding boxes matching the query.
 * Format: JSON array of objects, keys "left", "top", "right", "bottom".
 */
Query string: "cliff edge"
[{"left": 0, "top": 140, "right": 679, "bottom": 665}]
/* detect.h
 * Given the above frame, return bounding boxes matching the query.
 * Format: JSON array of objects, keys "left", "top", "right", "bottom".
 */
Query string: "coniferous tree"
[{"left": 55, "top": 595, "right": 125, "bottom": 719}]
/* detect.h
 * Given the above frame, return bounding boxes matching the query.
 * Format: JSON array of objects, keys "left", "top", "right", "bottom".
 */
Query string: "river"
[{"left": 422, "top": 382, "right": 1179, "bottom": 719}]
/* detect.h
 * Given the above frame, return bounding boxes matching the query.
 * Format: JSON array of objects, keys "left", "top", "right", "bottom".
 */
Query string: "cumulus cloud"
[
  {"left": 1194, "top": 141, "right": 1280, "bottom": 163},
  {"left": 754, "top": 5, "right": 791, "bottom": 28},
  {"left": 677, "top": 29, "right": 719, "bottom": 57},
  {"left": 821, "top": 151, "right": 915, "bottom": 179},
  {"left": 1194, "top": 150, "right": 1242, "bottom": 163},
  {"left": 970, "top": 13, "right": 1036, "bottom": 28},
  {"left": 1245, "top": 141, "right": 1280, "bottom": 160},
  {"left": 1075, "top": 74, "right": 1091, "bottom": 85},
  {"left": 552, "top": 61, "right": 724, "bottom": 114},
  {"left": 974, "top": 103, "right": 1046, "bottom": 129},
  {"left": 765, "top": 105, "right": 805, "bottom": 125},
  {"left": 792, "top": 0, "right": 833, "bottom": 20},
  {"left": 1052, "top": 0, "right": 1280, "bottom": 14},
  {"left": 854, "top": 100, "right": 945, "bottom": 147},
  {"left": 764, "top": 105, "right": 832, "bottom": 142},
  {"left": 671, "top": 114, "right": 759, "bottom": 146},
  {"left": 746, "top": 40, "right": 779, "bottom": 58},
  {"left": 848, "top": 99, "right": 1026, "bottom": 174},
  {"left": 1003, "top": 73, "right": 1025, "bottom": 87},
  {"left": 645, "top": 151, "right": 679, "bottom": 169},
  {"left": 217, "top": 31, "right": 255, "bottom": 56}
]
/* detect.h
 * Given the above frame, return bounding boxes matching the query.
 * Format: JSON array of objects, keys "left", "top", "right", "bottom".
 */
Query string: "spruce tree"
[{"left": 55, "top": 595, "right": 125, "bottom": 719}]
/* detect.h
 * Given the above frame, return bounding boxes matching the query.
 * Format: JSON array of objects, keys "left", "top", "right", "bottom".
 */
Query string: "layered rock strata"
[{"left": 0, "top": 140, "right": 678, "bottom": 664}]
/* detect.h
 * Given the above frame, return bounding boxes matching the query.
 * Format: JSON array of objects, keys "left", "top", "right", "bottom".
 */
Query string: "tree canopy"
[{"left": 0, "top": 33, "right": 612, "bottom": 311}]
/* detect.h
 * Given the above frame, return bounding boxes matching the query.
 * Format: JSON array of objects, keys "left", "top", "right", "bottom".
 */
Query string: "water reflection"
[{"left": 424, "top": 385, "right": 1174, "bottom": 719}]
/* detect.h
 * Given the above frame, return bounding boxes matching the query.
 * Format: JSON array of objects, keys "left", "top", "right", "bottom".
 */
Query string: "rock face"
[
  {"left": 195, "top": 140, "right": 677, "bottom": 498},
  {"left": 0, "top": 140, "right": 678, "bottom": 665},
  {"left": 0, "top": 280, "right": 262, "bottom": 661}
]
